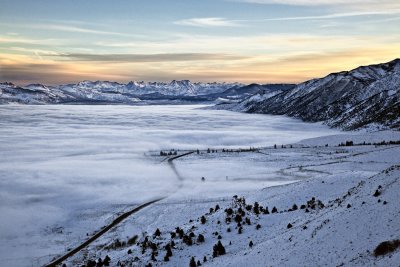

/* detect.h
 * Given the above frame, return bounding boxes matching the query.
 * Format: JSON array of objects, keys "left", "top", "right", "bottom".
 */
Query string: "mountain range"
[
  {"left": 218, "top": 59, "right": 400, "bottom": 130},
  {"left": 1, "top": 59, "right": 399, "bottom": 130},
  {"left": 0, "top": 80, "right": 292, "bottom": 104}
]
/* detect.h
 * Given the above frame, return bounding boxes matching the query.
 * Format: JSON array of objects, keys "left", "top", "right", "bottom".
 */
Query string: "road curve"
[
  {"left": 44, "top": 198, "right": 163, "bottom": 267},
  {"left": 44, "top": 151, "right": 195, "bottom": 267}
]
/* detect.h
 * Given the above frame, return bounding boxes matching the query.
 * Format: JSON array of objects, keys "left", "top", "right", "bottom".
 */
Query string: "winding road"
[{"left": 44, "top": 151, "right": 194, "bottom": 267}]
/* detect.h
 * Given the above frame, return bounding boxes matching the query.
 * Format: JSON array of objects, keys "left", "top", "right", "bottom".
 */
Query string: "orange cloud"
[{"left": 1, "top": 42, "right": 399, "bottom": 85}]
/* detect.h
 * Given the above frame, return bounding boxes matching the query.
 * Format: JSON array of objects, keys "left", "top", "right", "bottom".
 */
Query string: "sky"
[{"left": 0, "top": 0, "right": 399, "bottom": 85}]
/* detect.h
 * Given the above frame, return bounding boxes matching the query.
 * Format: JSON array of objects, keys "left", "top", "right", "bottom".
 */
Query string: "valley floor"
[{"left": 61, "top": 130, "right": 400, "bottom": 267}]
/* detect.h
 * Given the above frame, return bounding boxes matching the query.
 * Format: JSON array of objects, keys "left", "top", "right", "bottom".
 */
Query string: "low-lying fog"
[{"left": 0, "top": 105, "right": 339, "bottom": 265}]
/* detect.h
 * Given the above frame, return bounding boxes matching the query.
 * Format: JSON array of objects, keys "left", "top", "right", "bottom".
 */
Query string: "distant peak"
[
  {"left": 0, "top": 82, "right": 15, "bottom": 86},
  {"left": 77, "top": 80, "right": 93, "bottom": 86}
]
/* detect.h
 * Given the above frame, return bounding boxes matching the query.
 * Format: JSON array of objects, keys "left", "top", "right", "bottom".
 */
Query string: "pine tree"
[
  {"left": 197, "top": 234, "right": 205, "bottom": 243},
  {"left": 103, "top": 255, "right": 111, "bottom": 266},
  {"left": 234, "top": 214, "right": 242, "bottom": 223},
  {"left": 154, "top": 228, "right": 161, "bottom": 237},
  {"left": 253, "top": 202, "right": 260, "bottom": 214},
  {"left": 249, "top": 241, "right": 253, "bottom": 248},
  {"left": 213, "top": 241, "right": 226, "bottom": 257},
  {"left": 189, "top": 256, "right": 197, "bottom": 267},
  {"left": 225, "top": 208, "right": 233, "bottom": 216},
  {"left": 151, "top": 252, "right": 157, "bottom": 261},
  {"left": 264, "top": 207, "right": 270, "bottom": 214},
  {"left": 86, "top": 259, "right": 96, "bottom": 267},
  {"left": 166, "top": 245, "right": 173, "bottom": 257}
]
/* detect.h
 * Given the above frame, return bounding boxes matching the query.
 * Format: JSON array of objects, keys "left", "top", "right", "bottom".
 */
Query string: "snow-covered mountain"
[
  {"left": 125, "top": 80, "right": 243, "bottom": 96},
  {"left": 224, "top": 59, "right": 400, "bottom": 130},
  {"left": 0, "top": 82, "right": 71, "bottom": 104},
  {"left": 0, "top": 80, "right": 246, "bottom": 104},
  {"left": 212, "top": 83, "right": 295, "bottom": 109}
]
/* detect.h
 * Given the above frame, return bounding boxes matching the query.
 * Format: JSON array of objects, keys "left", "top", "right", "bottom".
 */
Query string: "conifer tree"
[{"left": 189, "top": 256, "right": 197, "bottom": 267}]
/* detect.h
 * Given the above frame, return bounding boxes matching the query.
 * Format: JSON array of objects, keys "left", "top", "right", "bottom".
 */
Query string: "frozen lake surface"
[{"left": 0, "top": 105, "right": 339, "bottom": 266}]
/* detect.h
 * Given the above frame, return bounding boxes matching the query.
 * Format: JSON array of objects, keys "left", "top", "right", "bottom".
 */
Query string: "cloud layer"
[
  {"left": 174, "top": 17, "right": 239, "bottom": 27},
  {"left": 55, "top": 52, "right": 248, "bottom": 62}
]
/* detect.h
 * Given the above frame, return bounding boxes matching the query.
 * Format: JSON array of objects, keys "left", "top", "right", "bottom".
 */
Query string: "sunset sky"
[{"left": 0, "top": 0, "right": 399, "bottom": 85}]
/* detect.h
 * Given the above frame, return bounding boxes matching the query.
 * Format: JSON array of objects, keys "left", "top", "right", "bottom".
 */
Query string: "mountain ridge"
[
  {"left": 0, "top": 80, "right": 278, "bottom": 104},
  {"left": 2, "top": 59, "right": 399, "bottom": 130},
  {"left": 220, "top": 58, "right": 400, "bottom": 130}
]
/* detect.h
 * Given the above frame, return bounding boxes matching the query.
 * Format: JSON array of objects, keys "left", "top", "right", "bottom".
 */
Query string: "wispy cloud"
[
  {"left": 249, "top": 9, "right": 400, "bottom": 21},
  {"left": 8, "top": 47, "right": 59, "bottom": 55},
  {"left": 174, "top": 17, "right": 239, "bottom": 27},
  {"left": 173, "top": 10, "right": 400, "bottom": 27},
  {"left": 53, "top": 53, "right": 249, "bottom": 62},
  {"left": 235, "top": 0, "right": 400, "bottom": 7},
  {"left": 0, "top": 22, "right": 134, "bottom": 37},
  {"left": 30, "top": 24, "right": 133, "bottom": 37},
  {"left": 7, "top": 47, "right": 59, "bottom": 61},
  {"left": 0, "top": 36, "right": 65, "bottom": 45}
]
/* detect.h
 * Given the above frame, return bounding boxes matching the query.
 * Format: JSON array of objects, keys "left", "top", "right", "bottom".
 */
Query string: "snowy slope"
[
  {"left": 60, "top": 131, "right": 400, "bottom": 267},
  {"left": 0, "top": 82, "right": 70, "bottom": 104},
  {"left": 58, "top": 81, "right": 141, "bottom": 103},
  {"left": 225, "top": 59, "right": 400, "bottom": 130},
  {"left": 209, "top": 84, "right": 295, "bottom": 110}
]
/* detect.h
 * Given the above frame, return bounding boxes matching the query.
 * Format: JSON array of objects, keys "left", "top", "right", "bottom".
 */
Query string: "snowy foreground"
[{"left": 63, "top": 130, "right": 400, "bottom": 267}]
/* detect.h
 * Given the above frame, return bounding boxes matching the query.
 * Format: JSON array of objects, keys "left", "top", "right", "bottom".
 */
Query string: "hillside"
[
  {"left": 60, "top": 131, "right": 400, "bottom": 267},
  {"left": 221, "top": 59, "right": 400, "bottom": 130}
]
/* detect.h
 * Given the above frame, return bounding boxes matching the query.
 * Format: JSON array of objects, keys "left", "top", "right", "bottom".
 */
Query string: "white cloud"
[
  {"left": 0, "top": 22, "right": 134, "bottom": 37},
  {"left": 236, "top": 0, "right": 398, "bottom": 6},
  {"left": 0, "top": 35, "right": 64, "bottom": 45},
  {"left": 173, "top": 10, "right": 400, "bottom": 28},
  {"left": 174, "top": 17, "right": 239, "bottom": 27},
  {"left": 253, "top": 9, "right": 400, "bottom": 21},
  {"left": 233, "top": 0, "right": 400, "bottom": 13},
  {"left": 32, "top": 24, "right": 133, "bottom": 37}
]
